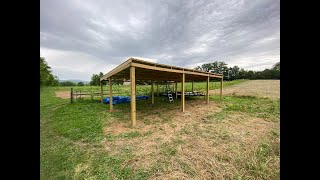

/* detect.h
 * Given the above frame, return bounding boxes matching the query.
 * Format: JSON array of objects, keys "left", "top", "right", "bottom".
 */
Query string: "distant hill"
[{"left": 60, "top": 79, "right": 90, "bottom": 84}]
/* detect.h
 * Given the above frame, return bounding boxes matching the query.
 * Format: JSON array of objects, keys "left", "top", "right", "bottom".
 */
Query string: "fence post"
[{"left": 70, "top": 88, "right": 73, "bottom": 103}]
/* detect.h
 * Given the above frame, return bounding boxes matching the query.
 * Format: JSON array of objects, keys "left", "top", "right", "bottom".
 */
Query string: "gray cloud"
[{"left": 40, "top": 0, "right": 280, "bottom": 81}]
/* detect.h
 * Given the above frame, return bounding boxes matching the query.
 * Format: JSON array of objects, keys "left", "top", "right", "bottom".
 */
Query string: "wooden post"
[
  {"left": 215, "top": 82, "right": 217, "bottom": 95},
  {"left": 130, "top": 66, "right": 136, "bottom": 127},
  {"left": 192, "top": 81, "right": 194, "bottom": 92},
  {"left": 181, "top": 74, "right": 185, "bottom": 112},
  {"left": 151, "top": 80, "right": 154, "bottom": 104},
  {"left": 100, "top": 81, "right": 103, "bottom": 104},
  {"left": 70, "top": 88, "right": 73, "bottom": 103},
  {"left": 175, "top": 82, "right": 178, "bottom": 99},
  {"left": 206, "top": 76, "right": 210, "bottom": 104},
  {"left": 135, "top": 81, "right": 137, "bottom": 96},
  {"left": 157, "top": 84, "right": 159, "bottom": 97},
  {"left": 109, "top": 78, "right": 113, "bottom": 111},
  {"left": 220, "top": 77, "right": 223, "bottom": 100}
]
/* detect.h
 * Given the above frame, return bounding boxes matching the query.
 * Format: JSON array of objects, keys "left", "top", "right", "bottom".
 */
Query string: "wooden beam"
[
  {"left": 100, "top": 59, "right": 132, "bottom": 80},
  {"left": 100, "top": 81, "right": 103, "bottom": 104},
  {"left": 116, "top": 71, "right": 209, "bottom": 82},
  {"left": 151, "top": 80, "right": 154, "bottom": 104},
  {"left": 192, "top": 81, "right": 194, "bottom": 92},
  {"left": 109, "top": 78, "right": 113, "bottom": 111},
  {"left": 181, "top": 74, "right": 185, "bottom": 112},
  {"left": 131, "top": 58, "right": 223, "bottom": 77},
  {"left": 131, "top": 62, "right": 223, "bottom": 78},
  {"left": 130, "top": 66, "right": 136, "bottom": 127},
  {"left": 175, "top": 82, "right": 178, "bottom": 99},
  {"left": 220, "top": 77, "right": 223, "bottom": 100},
  {"left": 206, "top": 76, "right": 209, "bottom": 104}
]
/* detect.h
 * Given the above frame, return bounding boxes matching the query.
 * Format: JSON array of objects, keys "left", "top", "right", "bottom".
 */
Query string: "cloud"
[{"left": 40, "top": 0, "right": 280, "bottom": 80}]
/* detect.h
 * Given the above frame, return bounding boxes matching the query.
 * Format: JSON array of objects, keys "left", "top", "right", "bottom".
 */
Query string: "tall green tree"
[
  {"left": 90, "top": 72, "right": 124, "bottom": 86},
  {"left": 195, "top": 61, "right": 228, "bottom": 75},
  {"left": 99, "top": 72, "right": 107, "bottom": 85},
  {"left": 77, "top": 82, "right": 84, "bottom": 86},
  {"left": 40, "top": 57, "right": 59, "bottom": 86},
  {"left": 90, "top": 74, "right": 100, "bottom": 86},
  {"left": 225, "top": 66, "right": 240, "bottom": 80},
  {"left": 246, "top": 70, "right": 254, "bottom": 79},
  {"left": 271, "top": 62, "right": 280, "bottom": 79},
  {"left": 238, "top": 68, "right": 246, "bottom": 79}
]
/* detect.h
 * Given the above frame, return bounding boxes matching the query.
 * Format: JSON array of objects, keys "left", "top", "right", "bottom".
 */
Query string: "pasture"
[{"left": 40, "top": 80, "right": 280, "bottom": 179}]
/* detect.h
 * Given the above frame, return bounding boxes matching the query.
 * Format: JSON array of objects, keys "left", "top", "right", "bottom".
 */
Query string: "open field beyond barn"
[{"left": 40, "top": 80, "right": 280, "bottom": 179}]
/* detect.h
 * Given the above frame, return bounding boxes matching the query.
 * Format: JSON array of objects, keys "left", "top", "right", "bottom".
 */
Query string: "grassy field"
[{"left": 40, "top": 80, "right": 279, "bottom": 179}]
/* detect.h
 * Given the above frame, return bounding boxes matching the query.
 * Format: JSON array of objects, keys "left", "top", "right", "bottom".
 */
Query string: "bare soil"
[{"left": 55, "top": 91, "right": 70, "bottom": 99}]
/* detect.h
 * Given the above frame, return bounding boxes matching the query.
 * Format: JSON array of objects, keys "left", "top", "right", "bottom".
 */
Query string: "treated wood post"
[
  {"left": 109, "top": 78, "right": 113, "bottom": 111},
  {"left": 70, "top": 88, "right": 73, "bottom": 103},
  {"left": 151, "top": 80, "right": 154, "bottom": 104},
  {"left": 175, "top": 82, "right": 178, "bottom": 99},
  {"left": 130, "top": 66, "right": 136, "bottom": 127},
  {"left": 206, "top": 76, "right": 210, "bottom": 104},
  {"left": 157, "top": 84, "right": 159, "bottom": 97},
  {"left": 181, "top": 74, "right": 185, "bottom": 112},
  {"left": 100, "top": 81, "right": 103, "bottom": 104},
  {"left": 220, "top": 77, "right": 223, "bottom": 100},
  {"left": 192, "top": 81, "right": 194, "bottom": 92},
  {"left": 215, "top": 82, "right": 217, "bottom": 95}
]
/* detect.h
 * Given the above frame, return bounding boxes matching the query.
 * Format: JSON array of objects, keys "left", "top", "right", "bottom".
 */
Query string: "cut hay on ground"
[{"left": 210, "top": 80, "right": 280, "bottom": 99}]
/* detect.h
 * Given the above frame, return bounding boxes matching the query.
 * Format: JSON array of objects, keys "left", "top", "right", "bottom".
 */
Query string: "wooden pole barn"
[{"left": 100, "top": 58, "right": 223, "bottom": 127}]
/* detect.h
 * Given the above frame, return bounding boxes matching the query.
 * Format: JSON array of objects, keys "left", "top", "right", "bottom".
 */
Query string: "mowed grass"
[{"left": 40, "top": 79, "right": 279, "bottom": 179}]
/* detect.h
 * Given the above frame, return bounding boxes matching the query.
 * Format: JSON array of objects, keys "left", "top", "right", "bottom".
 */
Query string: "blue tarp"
[{"left": 103, "top": 95, "right": 149, "bottom": 104}]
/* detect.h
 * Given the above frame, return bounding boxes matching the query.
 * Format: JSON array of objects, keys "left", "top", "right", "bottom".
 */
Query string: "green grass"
[
  {"left": 40, "top": 79, "right": 279, "bottom": 179},
  {"left": 40, "top": 87, "right": 140, "bottom": 179},
  {"left": 208, "top": 95, "right": 280, "bottom": 122}
]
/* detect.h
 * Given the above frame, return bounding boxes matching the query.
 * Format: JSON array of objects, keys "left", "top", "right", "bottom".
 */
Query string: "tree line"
[
  {"left": 41, "top": 56, "right": 279, "bottom": 87},
  {"left": 60, "top": 81, "right": 85, "bottom": 86},
  {"left": 89, "top": 72, "right": 125, "bottom": 86},
  {"left": 195, "top": 61, "right": 280, "bottom": 80},
  {"left": 41, "top": 57, "right": 87, "bottom": 87}
]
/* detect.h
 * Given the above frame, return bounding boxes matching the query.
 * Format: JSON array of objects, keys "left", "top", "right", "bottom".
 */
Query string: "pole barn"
[{"left": 100, "top": 58, "right": 223, "bottom": 127}]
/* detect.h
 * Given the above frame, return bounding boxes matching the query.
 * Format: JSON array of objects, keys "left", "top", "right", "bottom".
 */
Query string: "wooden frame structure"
[{"left": 100, "top": 57, "right": 223, "bottom": 127}]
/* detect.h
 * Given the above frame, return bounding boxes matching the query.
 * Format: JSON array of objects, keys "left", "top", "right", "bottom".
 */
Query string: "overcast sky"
[{"left": 40, "top": 0, "right": 279, "bottom": 81}]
